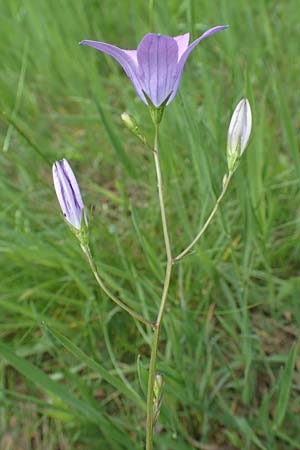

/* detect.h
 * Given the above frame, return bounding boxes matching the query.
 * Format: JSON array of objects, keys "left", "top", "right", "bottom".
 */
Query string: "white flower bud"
[{"left": 227, "top": 98, "right": 252, "bottom": 173}]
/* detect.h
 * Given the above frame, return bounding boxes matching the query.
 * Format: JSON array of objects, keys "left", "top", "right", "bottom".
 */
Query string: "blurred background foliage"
[{"left": 0, "top": 0, "right": 300, "bottom": 449}]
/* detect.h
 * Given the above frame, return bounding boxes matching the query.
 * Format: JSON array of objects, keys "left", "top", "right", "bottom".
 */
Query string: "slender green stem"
[
  {"left": 146, "top": 326, "right": 159, "bottom": 450},
  {"left": 81, "top": 244, "right": 154, "bottom": 328},
  {"left": 173, "top": 173, "right": 233, "bottom": 263},
  {"left": 146, "top": 124, "right": 173, "bottom": 450},
  {"left": 152, "top": 125, "right": 172, "bottom": 263}
]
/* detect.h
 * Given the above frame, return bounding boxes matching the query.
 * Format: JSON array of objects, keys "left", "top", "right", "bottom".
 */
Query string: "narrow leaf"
[
  {"left": 273, "top": 342, "right": 298, "bottom": 429},
  {"left": 91, "top": 92, "right": 137, "bottom": 178},
  {"left": 0, "top": 341, "right": 108, "bottom": 426},
  {"left": 45, "top": 324, "right": 145, "bottom": 409},
  {"left": 137, "top": 354, "right": 148, "bottom": 397},
  {"left": 0, "top": 341, "right": 131, "bottom": 446}
]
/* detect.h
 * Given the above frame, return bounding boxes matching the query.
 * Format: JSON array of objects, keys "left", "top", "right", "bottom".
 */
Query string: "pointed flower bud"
[
  {"left": 121, "top": 112, "right": 151, "bottom": 148},
  {"left": 121, "top": 112, "right": 138, "bottom": 133},
  {"left": 153, "top": 373, "right": 164, "bottom": 424},
  {"left": 153, "top": 373, "right": 164, "bottom": 400},
  {"left": 227, "top": 98, "right": 252, "bottom": 173},
  {"left": 121, "top": 112, "right": 146, "bottom": 143},
  {"left": 52, "top": 159, "right": 88, "bottom": 242}
]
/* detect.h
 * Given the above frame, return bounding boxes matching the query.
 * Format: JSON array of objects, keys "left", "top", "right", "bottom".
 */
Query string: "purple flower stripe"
[
  {"left": 137, "top": 34, "right": 178, "bottom": 107},
  {"left": 80, "top": 25, "right": 228, "bottom": 107},
  {"left": 52, "top": 159, "right": 86, "bottom": 230}
]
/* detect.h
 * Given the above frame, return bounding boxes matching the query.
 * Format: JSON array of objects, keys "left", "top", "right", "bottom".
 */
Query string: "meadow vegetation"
[{"left": 0, "top": 0, "right": 299, "bottom": 449}]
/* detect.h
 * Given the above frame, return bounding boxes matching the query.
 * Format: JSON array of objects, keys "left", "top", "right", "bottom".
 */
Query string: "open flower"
[
  {"left": 52, "top": 159, "right": 87, "bottom": 232},
  {"left": 80, "top": 26, "right": 227, "bottom": 108}
]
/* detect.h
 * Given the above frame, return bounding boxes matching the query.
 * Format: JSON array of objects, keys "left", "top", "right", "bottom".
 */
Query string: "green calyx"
[
  {"left": 227, "top": 143, "right": 242, "bottom": 174},
  {"left": 66, "top": 209, "right": 89, "bottom": 246},
  {"left": 143, "top": 91, "right": 172, "bottom": 125}
]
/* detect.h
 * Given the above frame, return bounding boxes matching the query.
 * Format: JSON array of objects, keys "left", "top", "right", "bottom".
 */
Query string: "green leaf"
[
  {"left": 0, "top": 342, "right": 107, "bottom": 424},
  {"left": 0, "top": 109, "right": 50, "bottom": 164},
  {"left": 92, "top": 93, "right": 137, "bottom": 179},
  {"left": 275, "top": 429, "right": 300, "bottom": 449},
  {"left": 137, "top": 354, "right": 148, "bottom": 397},
  {"left": 273, "top": 342, "right": 298, "bottom": 429},
  {"left": 235, "top": 417, "right": 268, "bottom": 450},
  {"left": 44, "top": 324, "right": 145, "bottom": 409},
  {"left": 0, "top": 340, "right": 125, "bottom": 444}
]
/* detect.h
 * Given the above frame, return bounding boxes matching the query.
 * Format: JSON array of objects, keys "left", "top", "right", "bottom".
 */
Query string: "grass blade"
[
  {"left": 44, "top": 324, "right": 145, "bottom": 409},
  {"left": 273, "top": 342, "right": 298, "bottom": 429}
]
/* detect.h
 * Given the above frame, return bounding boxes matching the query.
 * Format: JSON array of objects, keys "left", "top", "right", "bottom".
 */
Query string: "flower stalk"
[
  {"left": 173, "top": 98, "right": 252, "bottom": 263},
  {"left": 53, "top": 159, "right": 153, "bottom": 329},
  {"left": 81, "top": 244, "right": 154, "bottom": 328},
  {"left": 146, "top": 124, "right": 173, "bottom": 450},
  {"left": 173, "top": 172, "right": 232, "bottom": 263}
]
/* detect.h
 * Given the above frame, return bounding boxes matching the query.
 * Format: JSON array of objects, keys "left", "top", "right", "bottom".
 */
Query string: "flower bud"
[
  {"left": 154, "top": 373, "right": 164, "bottom": 400},
  {"left": 121, "top": 112, "right": 148, "bottom": 145},
  {"left": 227, "top": 98, "right": 252, "bottom": 173},
  {"left": 52, "top": 159, "right": 88, "bottom": 242},
  {"left": 153, "top": 373, "right": 164, "bottom": 424},
  {"left": 121, "top": 112, "right": 138, "bottom": 133}
]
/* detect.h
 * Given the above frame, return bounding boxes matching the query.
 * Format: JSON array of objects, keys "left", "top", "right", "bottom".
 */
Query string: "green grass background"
[{"left": 1, "top": 0, "right": 300, "bottom": 449}]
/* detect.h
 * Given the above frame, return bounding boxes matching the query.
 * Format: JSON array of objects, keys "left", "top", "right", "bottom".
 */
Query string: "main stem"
[
  {"left": 81, "top": 244, "right": 153, "bottom": 328},
  {"left": 146, "top": 124, "right": 173, "bottom": 450}
]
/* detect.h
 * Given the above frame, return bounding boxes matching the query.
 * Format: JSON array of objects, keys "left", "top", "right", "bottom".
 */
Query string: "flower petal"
[
  {"left": 173, "top": 32, "right": 190, "bottom": 60},
  {"left": 137, "top": 34, "right": 179, "bottom": 107},
  {"left": 124, "top": 50, "right": 138, "bottom": 64},
  {"left": 61, "top": 159, "right": 84, "bottom": 210},
  {"left": 167, "top": 25, "right": 228, "bottom": 105},
  {"left": 79, "top": 40, "right": 146, "bottom": 103}
]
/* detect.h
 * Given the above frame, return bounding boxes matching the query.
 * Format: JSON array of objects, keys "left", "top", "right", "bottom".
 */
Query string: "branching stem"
[
  {"left": 173, "top": 173, "right": 233, "bottom": 263},
  {"left": 145, "top": 146, "right": 233, "bottom": 448},
  {"left": 81, "top": 244, "right": 154, "bottom": 328}
]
